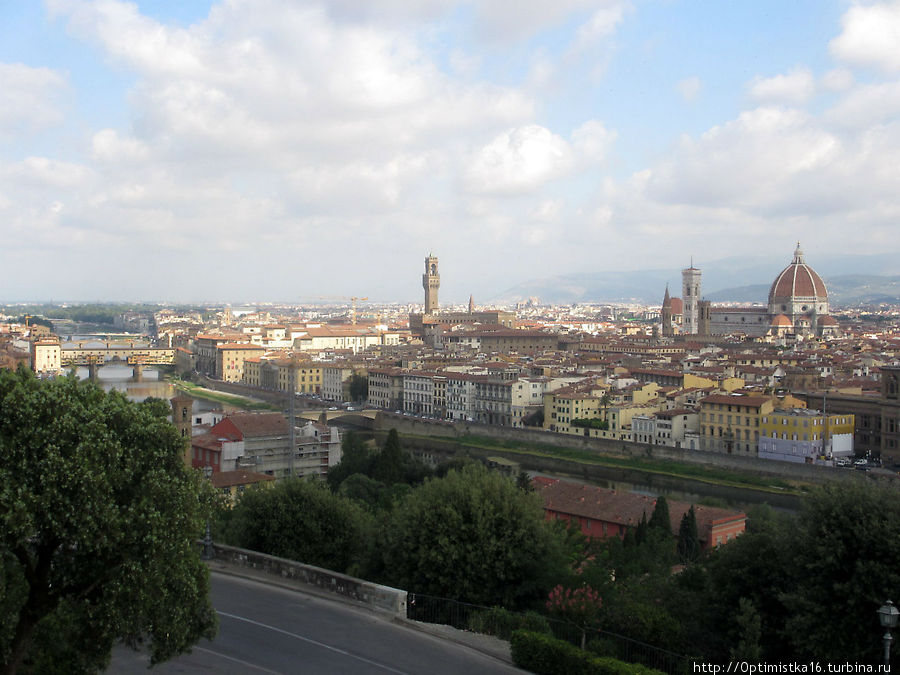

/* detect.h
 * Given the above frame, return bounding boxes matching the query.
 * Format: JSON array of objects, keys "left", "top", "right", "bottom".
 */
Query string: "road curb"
[{"left": 390, "top": 615, "right": 515, "bottom": 667}]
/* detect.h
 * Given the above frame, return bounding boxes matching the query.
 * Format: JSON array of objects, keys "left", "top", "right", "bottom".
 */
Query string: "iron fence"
[{"left": 406, "top": 592, "right": 694, "bottom": 675}]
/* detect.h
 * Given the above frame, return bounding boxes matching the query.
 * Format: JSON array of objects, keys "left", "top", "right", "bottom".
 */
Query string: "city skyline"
[{"left": 3, "top": 1, "right": 900, "bottom": 302}]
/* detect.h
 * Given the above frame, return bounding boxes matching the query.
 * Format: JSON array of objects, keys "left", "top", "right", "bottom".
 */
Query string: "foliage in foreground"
[
  {"left": 0, "top": 367, "right": 216, "bottom": 674},
  {"left": 380, "top": 463, "right": 569, "bottom": 609},
  {"left": 222, "top": 478, "right": 374, "bottom": 577},
  {"left": 511, "top": 631, "right": 666, "bottom": 675}
]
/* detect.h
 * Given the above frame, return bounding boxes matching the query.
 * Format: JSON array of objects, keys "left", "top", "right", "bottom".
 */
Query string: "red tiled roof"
[
  {"left": 534, "top": 478, "right": 745, "bottom": 544},
  {"left": 210, "top": 470, "right": 275, "bottom": 489}
]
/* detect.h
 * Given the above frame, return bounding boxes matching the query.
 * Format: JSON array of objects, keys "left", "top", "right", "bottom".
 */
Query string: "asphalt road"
[{"left": 108, "top": 572, "right": 524, "bottom": 674}]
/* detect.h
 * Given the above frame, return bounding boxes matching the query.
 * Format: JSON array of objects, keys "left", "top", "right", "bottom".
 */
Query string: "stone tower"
[
  {"left": 170, "top": 393, "right": 193, "bottom": 466},
  {"left": 661, "top": 285, "right": 674, "bottom": 338},
  {"left": 698, "top": 299, "right": 712, "bottom": 337},
  {"left": 423, "top": 253, "right": 440, "bottom": 315},
  {"left": 682, "top": 262, "right": 702, "bottom": 335}
]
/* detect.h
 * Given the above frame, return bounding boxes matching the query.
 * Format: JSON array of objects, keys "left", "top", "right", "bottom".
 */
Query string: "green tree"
[
  {"left": 780, "top": 482, "right": 900, "bottom": 662},
  {"left": 648, "top": 496, "right": 670, "bottom": 532},
  {"left": 326, "top": 431, "right": 373, "bottom": 491},
  {"left": 381, "top": 464, "right": 568, "bottom": 609},
  {"left": 348, "top": 375, "right": 368, "bottom": 403},
  {"left": 224, "top": 478, "right": 373, "bottom": 576},
  {"left": 676, "top": 506, "right": 701, "bottom": 564},
  {"left": 730, "top": 598, "right": 762, "bottom": 662},
  {"left": 371, "top": 429, "right": 405, "bottom": 485},
  {"left": 0, "top": 368, "right": 216, "bottom": 674}
]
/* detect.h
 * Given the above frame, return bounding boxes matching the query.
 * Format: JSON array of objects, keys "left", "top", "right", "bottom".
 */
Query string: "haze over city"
[{"left": 3, "top": 1, "right": 900, "bottom": 303}]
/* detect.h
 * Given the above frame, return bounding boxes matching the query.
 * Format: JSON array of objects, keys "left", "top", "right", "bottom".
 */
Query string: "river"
[{"left": 74, "top": 365, "right": 227, "bottom": 414}]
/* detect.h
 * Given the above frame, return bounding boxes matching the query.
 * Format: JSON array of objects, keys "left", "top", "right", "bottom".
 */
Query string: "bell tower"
[
  {"left": 423, "top": 253, "right": 440, "bottom": 315},
  {"left": 170, "top": 393, "right": 193, "bottom": 466}
]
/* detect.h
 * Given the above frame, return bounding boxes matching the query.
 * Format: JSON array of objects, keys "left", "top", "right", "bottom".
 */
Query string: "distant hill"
[
  {"left": 493, "top": 253, "right": 900, "bottom": 306},
  {"left": 707, "top": 275, "right": 900, "bottom": 306}
]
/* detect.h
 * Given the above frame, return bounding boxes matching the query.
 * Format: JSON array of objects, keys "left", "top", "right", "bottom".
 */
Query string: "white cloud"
[
  {"left": 826, "top": 80, "right": 900, "bottom": 128},
  {"left": 571, "top": 120, "right": 616, "bottom": 163},
  {"left": 676, "top": 76, "right": 701, "bottom": 102},
  {"left": 569, "top": 3, "right": 627, "bottom": 53},
  {"left": 465, "top": 125, "right": 574, "bottom": 195},
  {"left": 748, "top": 67, "right": 816, "bottom": 105},
  {"left": 830, "top": 1, "right": 900, "bottom": 72},
  {"left": 0, "top": 63, "right": 68, "bottom": 137},
  {"left": 91, "top": 129, "right": 150, "bottom": 163},
  {"left": 646, "top": 107, "right": 844, "bottom": 214},
  {"left": 821, "top": 68, "right": 854, "bottom": 92}
]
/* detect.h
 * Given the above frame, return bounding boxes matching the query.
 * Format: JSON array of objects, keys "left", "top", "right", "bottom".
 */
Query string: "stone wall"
[
  {"left": 374, "top": 415, "right": 887, "bottom": 484},
  {"left": 210, "top": 543, "right": 407, "bottom": 614}
]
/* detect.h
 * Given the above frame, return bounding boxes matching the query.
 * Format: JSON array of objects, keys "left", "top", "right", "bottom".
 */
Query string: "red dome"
[
  {"left": 770, "top": 313, "right": 792, "bottom": 327},
  {"left": 818, "top": 315, "right": 838, "bottom": 326},
  {"left": 768, "top": 244, "right": 827, "bottom": 303}
]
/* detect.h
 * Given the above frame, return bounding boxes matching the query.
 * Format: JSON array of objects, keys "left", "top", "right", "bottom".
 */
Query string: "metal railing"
[{"left": 406, "top": 592, "right": 694, "bottom": 675}]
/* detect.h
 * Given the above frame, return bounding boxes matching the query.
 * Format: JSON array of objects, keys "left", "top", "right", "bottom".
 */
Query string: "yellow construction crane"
[{"left": 350, "top": 297, "right": 368, "bottom": 326}]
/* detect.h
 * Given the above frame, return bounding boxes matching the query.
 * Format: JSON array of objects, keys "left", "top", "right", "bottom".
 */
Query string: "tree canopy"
[
  {"left": 0, "top": 367, "right": 216, "bottom": 674},
  {"left": 223, "top": 478, "right": 374, "bottom": 576},
  {"left": 380, "top": 463, "right": 568, "bottom": 609}
]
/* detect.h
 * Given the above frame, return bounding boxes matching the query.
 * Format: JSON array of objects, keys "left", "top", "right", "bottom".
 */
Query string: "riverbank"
[
  {"left": 168, "top": 378, "right": 279, "bottom": 411},
  {"left": 393, "top": 432, "right": 809, "bottom": 511}
]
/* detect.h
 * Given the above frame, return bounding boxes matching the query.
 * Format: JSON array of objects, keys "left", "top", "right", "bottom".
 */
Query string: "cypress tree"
[
  {"left": 648, "top": 495, "right": 671, "bottom": 533},
  {"left": 677, "top": 505, "right": 701, "bottom": 563},
  {"left": 635, "top": 511, "right": 649, "bottom": 545}
]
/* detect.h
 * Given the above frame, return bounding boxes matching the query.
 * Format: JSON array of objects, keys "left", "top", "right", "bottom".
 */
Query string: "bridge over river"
[{"left": 61, "top": 342, "right": 175, "bottom": 380}]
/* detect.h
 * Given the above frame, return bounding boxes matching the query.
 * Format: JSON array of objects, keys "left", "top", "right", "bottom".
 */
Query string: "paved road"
[{"left": 108, "top": 572, "right": 523, "bottom": 674}]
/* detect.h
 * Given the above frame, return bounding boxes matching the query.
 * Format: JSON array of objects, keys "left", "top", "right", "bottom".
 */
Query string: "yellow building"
[
  {"left": 216, "top": 343, "right": 266, "bottom": 383},
  {"left": 243, "top": 356, "right": 323, "bottom": 394},
  {"left": 699, "top": 393, "right": 776, "bottom": 454},
  {"left": 759, "top": 409, "right": 855, "bottom": 464},
  {"left": 684, "top": 373, "right": 745, "bottom": 393}
]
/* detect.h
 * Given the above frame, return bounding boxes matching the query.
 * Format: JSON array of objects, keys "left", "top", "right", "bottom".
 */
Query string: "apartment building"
[
  {"left": 216, "top": 343, "right": 267, "bottom": 383},
  {"left": 368, "top": 367, "right": 405, "bottom": 410},
  {"left": 699, "top": 394, "right": 775, "bottom": 454},
  {"left": 446, "top": 373, "right": 482, "bottom": 421},
  {"left": 759, "top": 408, "right": 854, "bottom": 464},
  {"left": 31, "top": 338, "right": 61, "bottom": 375}
]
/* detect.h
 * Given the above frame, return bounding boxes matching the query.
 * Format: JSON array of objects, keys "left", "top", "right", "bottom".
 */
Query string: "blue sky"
[{"left": 2, "top": 1, "right": 899, "bottom": 303}]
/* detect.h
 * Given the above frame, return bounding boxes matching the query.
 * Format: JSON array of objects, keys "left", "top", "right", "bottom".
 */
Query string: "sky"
[{"left": 2, "top": 0, "right": 900, "bottom": 304}]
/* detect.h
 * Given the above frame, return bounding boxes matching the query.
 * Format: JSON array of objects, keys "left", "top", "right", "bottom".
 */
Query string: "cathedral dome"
[
  {"left": 768, "top": 243, "right": 827, "bottom": 305},
  {"left": 770, "top": 313, "right": 792, "bottom": 327}
]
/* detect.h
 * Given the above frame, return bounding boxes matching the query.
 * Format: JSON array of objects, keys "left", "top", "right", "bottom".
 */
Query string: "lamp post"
[{"left": 877, "top": 600, "right": 899, "bottom": 666}]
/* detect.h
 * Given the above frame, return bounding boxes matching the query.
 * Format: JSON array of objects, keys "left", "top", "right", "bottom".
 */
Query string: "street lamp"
[{"left": 877, "top": 600, "right": 899, "bottom": 666}]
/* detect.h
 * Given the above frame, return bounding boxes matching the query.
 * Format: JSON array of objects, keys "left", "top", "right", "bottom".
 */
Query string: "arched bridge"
[{"left": 296, "top": 408, "right": 380, "bottom": 426}]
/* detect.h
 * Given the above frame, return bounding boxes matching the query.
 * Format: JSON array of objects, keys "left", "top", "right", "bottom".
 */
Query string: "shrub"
[
  {"left": 510, "top": 631, "right": 667, "bottom": 675},
  {"left": 466, "top": 607, "right": 551, "bottom": 640}
]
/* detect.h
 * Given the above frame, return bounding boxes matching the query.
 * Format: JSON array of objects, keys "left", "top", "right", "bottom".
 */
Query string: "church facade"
[{"left": 661, "top": 244, "right": 840, "bottom": 340}]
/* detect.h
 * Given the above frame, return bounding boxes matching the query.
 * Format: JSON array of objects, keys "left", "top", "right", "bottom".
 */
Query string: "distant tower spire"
[
  {"left": 468, "top": 294, "right": 475, "bottom": 313},
  {"left": 661, "top": 284, "right": 674, "bottom": 337}
]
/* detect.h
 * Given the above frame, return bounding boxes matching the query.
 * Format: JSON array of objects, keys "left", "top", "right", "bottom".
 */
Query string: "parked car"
[
  {"left": 834, "top": 457, "right": 852, "bottom": 467},
  {"left": 854, "top": 458, "right": 868, "bottom": 467}
]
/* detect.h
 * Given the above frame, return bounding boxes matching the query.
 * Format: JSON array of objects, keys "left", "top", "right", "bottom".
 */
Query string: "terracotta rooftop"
[
  {"left": 533, "top": 477, "right": 745, "bottom": 544},
  {"left": 210, "top": 470, "right": 276, "bottom": 489}
]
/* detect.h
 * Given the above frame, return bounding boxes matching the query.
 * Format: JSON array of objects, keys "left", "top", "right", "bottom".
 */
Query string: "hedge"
[
  {"left": 510, "top": 631, "right": 666, "bottom": 675},
  {"left": 466, "top": 607, "right": 552, "bottom": 641}
]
